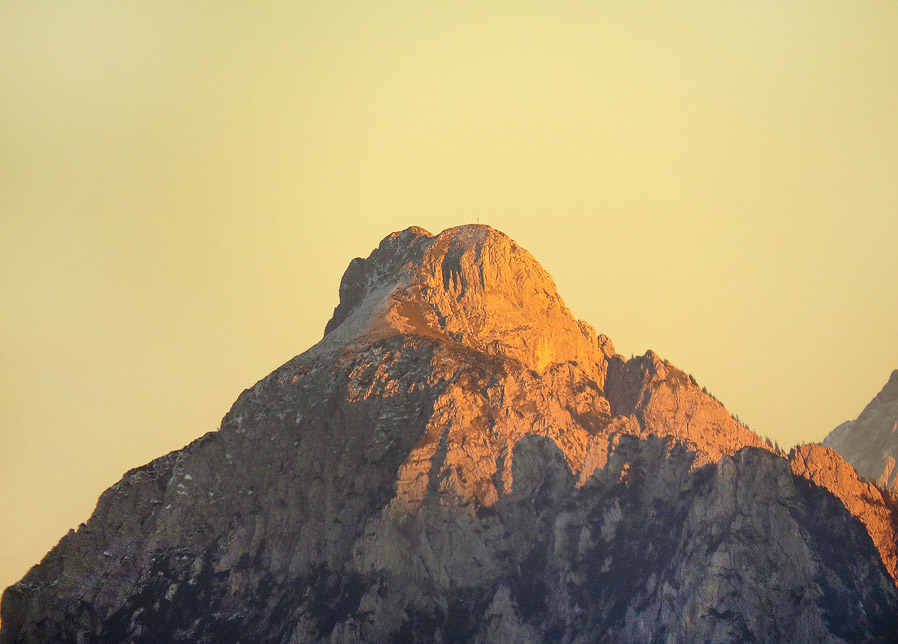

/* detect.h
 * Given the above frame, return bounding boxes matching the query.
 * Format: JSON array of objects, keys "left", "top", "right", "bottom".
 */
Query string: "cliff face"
[
  {"left": 824, "top": 371, "right": 898, "bottom": 491},
  {"left": 789, "top": 443, "right": 898, "bottom": 581},
  {"left": 321, "top": 226, "right": 613, "bottom": 383},
  {"left": 3, "top": 225, "right": 897, "bottom": 644},
  {"left": 604, "top": 351, "right": 766, "bottom": 462}
]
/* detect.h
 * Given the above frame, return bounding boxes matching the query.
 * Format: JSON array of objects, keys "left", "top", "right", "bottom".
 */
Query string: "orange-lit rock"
[
  {"left": 605, "top": 350, "right": 767, "bottom": 461},
  {"left": 789, "top": 443, "right": 898, "bottom": 580},
  {"left": 323, "top": 225, "right": 614, "bottom": 386}
]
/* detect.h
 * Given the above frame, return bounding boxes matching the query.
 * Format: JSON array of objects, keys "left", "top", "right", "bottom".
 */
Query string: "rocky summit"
[
  {"left": 824, "top": 370, "right": 898, "bottom": 492},
  {"left": 3, "top": 225, "right": 898, "bottom": 644}
]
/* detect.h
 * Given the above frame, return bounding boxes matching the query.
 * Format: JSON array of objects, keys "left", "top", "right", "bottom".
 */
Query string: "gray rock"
[{"left": 824, "top": 370, "right": 898, "bottom": 491}]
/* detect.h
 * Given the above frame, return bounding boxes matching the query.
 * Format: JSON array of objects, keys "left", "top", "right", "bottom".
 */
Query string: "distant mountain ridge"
[
  {"left": 824, "top": 370, "right": 898, "bottom": 491},
  {"left": 2, "top": 225, "right": 896, "bottom": 643}
]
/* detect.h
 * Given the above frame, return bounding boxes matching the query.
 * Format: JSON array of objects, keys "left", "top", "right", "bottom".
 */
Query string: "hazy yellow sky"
[{"left": 2, "top": 0, "right": 896, "bottom": 592}]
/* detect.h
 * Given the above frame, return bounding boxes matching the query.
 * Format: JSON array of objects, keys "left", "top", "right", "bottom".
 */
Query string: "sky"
[{"left": 1, "top": 0, "right": 896, "bottom": 593}]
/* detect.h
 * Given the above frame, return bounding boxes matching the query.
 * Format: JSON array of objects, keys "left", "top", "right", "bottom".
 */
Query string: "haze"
[{"left": 1, "top": 1, "right": 896, "bottom": 594}]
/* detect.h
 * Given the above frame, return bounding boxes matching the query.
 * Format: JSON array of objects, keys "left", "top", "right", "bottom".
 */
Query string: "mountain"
[
  {"left": 824, "top": 370, "right": 898, "bottom": 491},
  {"left": 3, "top": 225, "right": 897, "bottom": 643}
]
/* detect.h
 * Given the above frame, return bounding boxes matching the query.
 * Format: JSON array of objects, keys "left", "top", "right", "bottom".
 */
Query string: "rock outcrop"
[
  {"left": 3, "top": 225, "right": 897, "bottom": 644},
  {"left": 789, "top": 443, "right": 898, "bottom": 580},
  {"left": 322, "top": 226, "right": 614, "bottom": 385},
  {"left": 824, "top": 370, "right": 898, "bottom": 491},
  {"left": 605, "top": 351, "right": 766, "bottom": 461}
]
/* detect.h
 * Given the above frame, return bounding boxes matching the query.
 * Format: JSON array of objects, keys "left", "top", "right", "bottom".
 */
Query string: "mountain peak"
[
  {"left": 875, "top": 369, "right": 898, "bottom": 404},
  {"left": 322, "top": 224, "right": 614, "bottom": 380},
  {"left": 824, "top": 368, "right": 898, "bottom": 490}
]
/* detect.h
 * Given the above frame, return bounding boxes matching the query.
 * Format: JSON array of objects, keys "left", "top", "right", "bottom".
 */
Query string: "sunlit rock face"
[
  {"left": 3, "top": 225, "right": 897, "bottom": 644},
  {"left": 322, "top": 225, "right": 614, "bottom": 384},
  {"left": 824, "top": 370, "right": 898, "bottom": 491},
  {"left": 604, "top": 350, "right": 767, "bottom": 462},
  {"left": 789, "top": 443, "right": 898, "bottom": 580}
]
